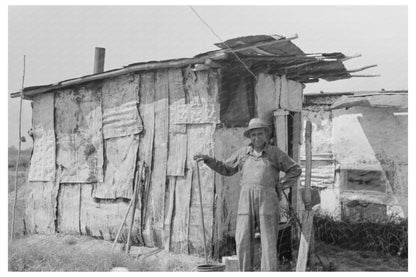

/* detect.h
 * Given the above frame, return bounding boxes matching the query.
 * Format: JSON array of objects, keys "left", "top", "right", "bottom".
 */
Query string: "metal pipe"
[{"left": 93, "top": 47, "right": 106, "bottom": 74}]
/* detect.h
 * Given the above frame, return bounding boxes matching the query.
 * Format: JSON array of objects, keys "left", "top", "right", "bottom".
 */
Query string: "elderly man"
[{"left": 194, "top": 118, "right": 302, "bottom": 271}]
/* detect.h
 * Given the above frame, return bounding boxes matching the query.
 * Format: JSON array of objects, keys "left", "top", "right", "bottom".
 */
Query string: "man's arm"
[
  {"left": 275, "top": 148, "right": 302, "bottom": 189},
  {"left": 194, "top": 149, "right": 241, "bottom": 176}
]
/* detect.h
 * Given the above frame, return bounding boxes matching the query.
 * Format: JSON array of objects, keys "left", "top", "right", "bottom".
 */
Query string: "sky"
[{"left": 7, "top": 5, "right": 408, "bottom": 148}]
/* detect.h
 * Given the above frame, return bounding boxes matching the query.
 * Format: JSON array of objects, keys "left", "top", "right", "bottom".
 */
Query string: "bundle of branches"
[{"left": 314, "top": 214, "right": 407, "bottom": 258}]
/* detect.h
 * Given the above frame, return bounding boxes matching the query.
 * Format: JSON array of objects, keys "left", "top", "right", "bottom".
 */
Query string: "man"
[{"left": 194, "top": 118, "right": 302, "bottom": 271}]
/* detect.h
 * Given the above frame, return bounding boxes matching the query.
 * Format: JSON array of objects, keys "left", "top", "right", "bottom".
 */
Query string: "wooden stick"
[
  {"left": 347, "top": 64, "right": 377, "bottom": 73},
  {"left": 195, "top": 161, "right": 208, "bottom": 265},
  {"left": 125, "top": 162, "right": 143, "bottom": 254},
  {"left": 112, "top": 198, "right": 134, "bottom": 250},
  {"left": 10, "top": 55, "right": 26, "bottom": 242}
]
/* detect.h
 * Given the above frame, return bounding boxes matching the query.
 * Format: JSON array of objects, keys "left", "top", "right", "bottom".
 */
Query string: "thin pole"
[
  {"left": 195, "top": 161, "right": 208, "bottom": 264},
  {"left": 10, "top": 55, "right": 26, "bottom": 242}
]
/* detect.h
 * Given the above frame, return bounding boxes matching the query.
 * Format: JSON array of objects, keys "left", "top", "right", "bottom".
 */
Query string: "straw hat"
[{"left": 243, "top": 118, "right": 271, "bottom": 138}]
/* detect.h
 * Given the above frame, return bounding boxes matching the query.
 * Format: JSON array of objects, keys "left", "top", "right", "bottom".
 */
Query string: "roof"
[
  {"left": 11, "top": 34, "right": 374, "bottom": 100},
  {"left": 329, "top": 92, "right": 408, "bottom": 110}
]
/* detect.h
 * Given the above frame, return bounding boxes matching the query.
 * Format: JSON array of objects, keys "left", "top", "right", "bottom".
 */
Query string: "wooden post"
[
  {"left": 93, "top": 47, "right": 105, "bottom": 74},
  {"left": 296, "top": 120, "right": 314, "bottom": 272}
]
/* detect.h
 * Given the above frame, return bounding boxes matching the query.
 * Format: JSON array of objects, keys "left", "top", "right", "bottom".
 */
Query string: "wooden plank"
[
  {"left": 28, "top": 93, "right": 55, "bottom": 182},
  {"left": 187, "top": 124, "right": 216, "bottom": 255},
  {"left": 57, "top": 184, "right": 81, "bottom": 234},
  {"left": 255, "top": 73, "right": 277, "bottom": 124},
  {"left": 296, "top": 120, "right": 314, "bottom": 271},
  {"left": 287, "top": 79, "right": 303, "bottom": 112},
  {"left": 167, "top": 69, "right": 187, "bottom": 177},
  {"left": 170, "top": 173, "right": 193, "bottom": 254},
  {"left": 151, "top": 69, "right": 169, "bottom": 239},
  {"left": 25, "top": 181, "right": 58, "bottom": 234},
  {"left": 138, "top": 72, "right": 156, "bottom": 247},
  {"left": 163, "top": 177, "right": 176, "bottom": 250},
  {"left": 274, "top": 110, "right": 288, "bottom": 153},
  {"left": 280, "top": 75, "right": 289, "bottom": 110},
  {"left": 296, "top": 210, "right": 315, "bottom": 271}
]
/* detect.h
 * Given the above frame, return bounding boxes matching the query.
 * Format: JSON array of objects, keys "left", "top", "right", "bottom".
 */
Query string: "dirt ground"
[{"left": 8, "top": 234, "right": 407, "bottom": 271}]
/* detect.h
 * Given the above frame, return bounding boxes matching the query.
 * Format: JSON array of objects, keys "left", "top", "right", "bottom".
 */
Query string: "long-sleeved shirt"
[{"left": 205, "top": 143, "right": 302, "bottom": 189}]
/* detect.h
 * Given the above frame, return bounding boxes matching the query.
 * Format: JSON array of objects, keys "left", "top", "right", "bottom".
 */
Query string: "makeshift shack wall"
[
  {"left": 24, "top": 68, "right": 221, "bottom": 257},
  {"left": 333, "top": 106, "right": 408, "bottom": 217}
]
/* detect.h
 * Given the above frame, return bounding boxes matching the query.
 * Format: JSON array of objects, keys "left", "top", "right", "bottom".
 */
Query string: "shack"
[
  {"left": 11, "top": 34, "right": 374, "bottom": 259},
  {"left": 301, "top": 91, "right": 408, "bottom": 221}
]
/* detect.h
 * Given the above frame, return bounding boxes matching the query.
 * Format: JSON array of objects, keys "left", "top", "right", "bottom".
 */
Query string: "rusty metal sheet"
[
  {"left": 24, "top": 181, "right": 58, "bottom": 234},
  {"left": 55, "top": 87, "right": 103, "bottom": 183},
  {"left": 28, "top": 93, "right": 55, "bottom": 182}
]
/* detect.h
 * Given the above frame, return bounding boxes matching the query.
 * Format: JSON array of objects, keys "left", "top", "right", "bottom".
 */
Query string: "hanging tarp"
[
  {"left": 55, "top": 87, "right": 104, "bottom": 183},
  {"left": 92, "top": 135, "right": 140, "bottom": 199},
  {"left": 28, "top": 93, "right": 55, "bottom": 182}
]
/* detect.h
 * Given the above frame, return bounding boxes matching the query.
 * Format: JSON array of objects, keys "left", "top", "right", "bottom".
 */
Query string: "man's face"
[{"left": 249, "top": 128, "right": 268, "bottom": 149}]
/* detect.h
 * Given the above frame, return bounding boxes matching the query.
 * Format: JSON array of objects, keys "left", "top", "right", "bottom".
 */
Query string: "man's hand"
[{"left": 194, "top": 154, "right": 210, "bottom": 162}]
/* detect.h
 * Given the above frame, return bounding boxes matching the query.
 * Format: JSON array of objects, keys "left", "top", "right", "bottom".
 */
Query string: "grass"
[
  {"left": 8, "top": 234, "right": 208, "bottom": 271},
  {"left": 9, "top": 235, "right": 145, "bottom": 271},
  {"left": 314, "top": 214, "right": 408, "bottom": 258}
]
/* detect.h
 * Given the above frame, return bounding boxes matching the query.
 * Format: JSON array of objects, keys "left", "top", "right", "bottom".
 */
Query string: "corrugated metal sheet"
[
  {"left": 102, "top": 101, "right": 143, "bottom": 139},
  {"left": 170, "top": 103, "right": 220, "bottom": 124},
  {"left": 300, "top": 154, "right": 335, "bottom": 188}
]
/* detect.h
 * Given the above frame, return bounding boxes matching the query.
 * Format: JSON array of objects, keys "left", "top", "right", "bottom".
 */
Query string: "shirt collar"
[{"left": 247, "top": 143, "right": 270, "bottom": 155}]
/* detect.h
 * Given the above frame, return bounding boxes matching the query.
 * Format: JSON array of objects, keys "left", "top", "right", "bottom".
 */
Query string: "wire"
[{"left": 188, "top": 6, "right": 258, "bottom": 81}]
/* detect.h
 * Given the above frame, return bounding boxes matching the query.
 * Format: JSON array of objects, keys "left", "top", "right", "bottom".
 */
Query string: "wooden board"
[
  {"left": 163, "top": 177, "right": 176, "bottom": 250},
  {"left": 170, "top": 173, "right": 193, "bottom": 254},
  {"left": 280, "top": 75, "right": 303, "bottom": 112},
  {"left": 167, "top": 69, "right": 187, "bottom": 177},
  {"left": 28, "top": 93, "right": 55, "bottom": 182},
  {"left": 25, "top": 181, "right": 58, "bottom": 234},
  {"left": 57, "top": 184, "right": 81, "bottom": 234},
  {"left": 187, "top": 124, "right": 216, "bottom": 255},
  {"left": 255, "top": 73, "right": 277, "bottom": 124},
  {"left": 151, "top": 69, "right": 169, "bottom": 236},
  {"left": 296, "top": 210, "right": 315, "bottom": 271},
  {"left": 138, "top": 72, "right": 156, "bottom": 247},
  {"left": 55, "top": 86, "right": 103, "bottom": 183},
  {"left": 274, "top": 109, "right": 289, "bottom": 153}
]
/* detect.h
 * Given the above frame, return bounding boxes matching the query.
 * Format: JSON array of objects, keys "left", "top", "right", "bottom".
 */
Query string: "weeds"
[{"left": 314, "top": 214, "right": 407, "bottom": 257}]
